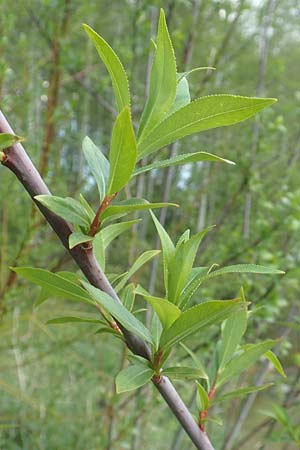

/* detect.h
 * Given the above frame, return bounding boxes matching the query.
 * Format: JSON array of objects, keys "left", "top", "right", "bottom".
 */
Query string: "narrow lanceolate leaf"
[
  {"left": 219, "top": 300, "right": 248, "bottom": 370},
  {"left": 265, "top": 350, "right": 286, "bottom": 378},
  {"left": 79, "top": 194, "right": 95, "bottom": 221},
  {"left": 115, "top": 250, "right": 161, "bottom": 292},
  {"left": 107, "top": 107, "right": 137, "bottom": 195},
  {"left": 138, "top": 95, "right": 277, "bottom": 158},
  {"left": 217, "top": 339, "right": 280, "bottom": 387},
  {"left": 167, "top": 76, "right": 190, "bottom": 116},
  {"left": 93, "top": 232, "right": 105, "bottom": 270},
  {"left": 35, "top": 195, "right": 90, "bottom": 227},
  {"left": 12, "top": 267, "right": 93, "bottom": 305},
  {"left": 150, "top": 211, "right": 175, "bottom": 296},
  {"left": 101, "top": 198, "right": 178, "bottom": 220},
  {"left": 133, "top": 151, "right": 235, "bottom": 176},
  {"left": 138, "top": 9, "right": 177, "bottom": 141},
  {"left": 82, "top": 136, "right": 109, "bottom": 203},
  {"left": 196, "top": 382, "right": 210, "bottom": 411},
  {"left": 116, "top": 364, "right": 154, "bottom": 393},
  {"left": 202, "top": 264, "right": 285, "bottom": 282},
  {"left": 69, "top": 232, "right": 94, "bottom": 249},
  {"left": 83, "top": 24, "right": 130, "bottom": 112},
  {"left": 159, "top": 299, "right": 243, "bottom": 351},
  {"left": 120, "top": 283, "right": 136, "bottom": 311},
  {"left": 162, "top": 366, "right": 207, "bottom": 380},
  {"left": 135, "top": 286, "right": 181, "bottom": 330},
  {"left": 81, "top": 281, "right": 153, "bottom": 344},
  {"left": 168, "top": 227, "right": 212, "bottom": 305},
  {"left": 46, "top": 316, "right": 103, "bottom": 325},
  {"left": 213, "top": 383, "right": 273, "bottom": 404},
  {"left": 180, "top": 266, "right": 209, "bottom": 308},
  {"left": 0, "top": 133, "right": 24, "bottom": 150},
  {"left": 101, "top": 220, "right": 141, "bottom": 249}
]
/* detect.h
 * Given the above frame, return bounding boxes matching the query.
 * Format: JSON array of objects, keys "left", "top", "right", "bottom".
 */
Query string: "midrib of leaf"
[{"left": 140, "top": 97, "right": 273, "bottom": 156}]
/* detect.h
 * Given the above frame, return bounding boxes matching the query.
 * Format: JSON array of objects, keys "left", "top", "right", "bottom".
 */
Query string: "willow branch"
[{"left": 0, "top": 109, "right": 214, "bottom": 450}]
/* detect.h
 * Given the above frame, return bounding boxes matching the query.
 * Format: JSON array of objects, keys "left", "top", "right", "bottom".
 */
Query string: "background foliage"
[{"left": 0, "top": 1, "right": 300, "bottom": 449}]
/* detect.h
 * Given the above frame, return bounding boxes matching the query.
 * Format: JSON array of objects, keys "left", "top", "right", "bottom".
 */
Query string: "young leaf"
[
  {"left": 93, "top": 232, "right": 105, "bottom": 270},
  {"left": 133, "top": 151, "right": 235, "bottom": 176},
  {"left": 219, "top": 298, "right": 248, "bottom": 369},
  {"left": 81, "top": 281, "right": 154, "bottom": 344},
  {"left": 46, "top": 316, "right": 103, "bottom": 325},
  {"left": 82, "top": 136, "right": 109, "bottom": 203},
  {"left": 101, "top": 220, "right": 141, "bottom": 249},
  {"left": 159, "top": 299, "right": 243, "bottom": 351},
  {"left": 168, "top": 227, "right": 212, "bottom": 305},
  {"left": 167, "top": 76, "right": 190, "bottom": 116},
  {"left": 79, "top": 193, "right": 95, "bottom": 221},
  {"left": 115, "top": 250, "right": 160, "bottom": 292},
  {"left": 180, "top": 343, "right": 208, "bottom": 379},
  {"left": 151, "top": 313, "right": 163, "bottom": 351},
  {"left": 35, "top": 195, "right": 91, "bottom": 227},
  {"left": 162, "top": 366, "right": 207, "bottom": 380},
  {"left": 180, "top": 266, "right": 209, "bottom": 308},
  {"left": 138, "top": 95, "right": 277, "bottom": 158},
  {"left": 202, "top": 264, "right": 285, "bottom": 282},
  {"left": 83, "top": 24, "right": 130, "bottom": 112},
  {"left": 135, "top": 286, "right": 181, "bottom": 329},
  {"left": 213, "top": 383, "right": 273, "bottom": 404},
  {"left": 101, "top": 198, "right": 178, "bottom": 220},
  {"left": 0, "top": 133, "right": 24, "bottom": 150},
  {"left": 196, "top": 382, "right": 210, "bottom": 411},
  {"left": 107, "top": 107, "right": 137, "bottom": 195},
  {"left": 265, "top": 350, "right": 286, "bottom": 378},
  {"left": 150, "top": 211, "right": 175, "bottom": 295},
  {"left": 217, "top": 339, "right": 280, "bottom": 387},
  {"left": 69, "top": 232, "right": 94, "bottom": 249},
  {"left": 116, "top": 364, "right": 154, "bottom": 393},
  {"left": 120, "top": 283, "right": 136, "bottom": 311},
  {"left": 12, "top": 267, "right": 94, "bottom": 305},
  {"left": 138, "top": 9, "right": 177, "bottom": 141}
]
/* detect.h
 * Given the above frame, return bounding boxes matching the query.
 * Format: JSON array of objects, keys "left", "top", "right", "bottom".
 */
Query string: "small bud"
[{"left": 0, "top": 151, "right": 6, "bottom": 162}]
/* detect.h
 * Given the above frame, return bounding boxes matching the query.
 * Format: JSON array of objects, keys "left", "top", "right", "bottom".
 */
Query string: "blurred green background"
[{"left": 0, "top": 1, "right": 299, "bottom": 449}]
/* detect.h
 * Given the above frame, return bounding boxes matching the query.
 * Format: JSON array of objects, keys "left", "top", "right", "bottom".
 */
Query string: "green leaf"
[
  {"left": 168, "top": 227, "right": 212, "bottom": 305},
  {"left": 101, "top": 198, "right": 178, "bottom": 220},
  {"left": 265, "top": 350, "right": 286, "bottom": 378},
  {"left": 83, "top": 24, "right": 130, "bottom": 112},
  {"left": 167, "top": 76, "right": 190, "bottom": 116},
  {"left": 162, "top": 366, "right": 207, "bottom": 380},
  {"left": 101, "top": 220, "right": 141, "bottom": 249},
  {"left": 213, "top": 383, "right": 273, "bottom": 404},
  {"left": 82, "top": 136, "right": 109, "bottom": 203},
  {"left": 202, "top": 264, "right": 285, "bottom": 282},
  {"left": 69, "top": 232, "right": 94, "bottom": 249},
  {"left": 159, "top": 299, "right": 243, "bottom": 351},
  {"left": 0, "top": 133, "right": 24, "bottom": 150},
  {"left": 219, "top": 296, "right": 248, "bottom": 369},
  {"left": 46, "top": 316, "right": 103, "bottom": 325},
  {"left": 115, "top": 250, "right": 160, "bottom": 292},
  {"left": 116, "top": 364, "right": 154, "bottom": 393},
  {"left": 81, "top": 281, "right": 153, "bottom": 344},
  {"left": 180, "top": 266, "right": 209, "bottom": 308},
  {"left": 217, "top": 339, "right": 280, "bottom": 387},
  {"left": 93, "top": 232, "right": 105, "bottom": 270},
  {"left": 12, "top": 267, "right": 93, "bottom": 305},
  {"left": 151, "top": 313, "right": 163, "bottom": 351},
  {"left": 196, "top": 382, "right": 210, "bottom": 411},
  {"left": 133, "top": 151, "right": 235, "bottom": 176},
  {"left": 120, "top": 283, "right": 136, "bottom": 311},
  {"left": 79, "top": 194, "right": 95, "bottom": 221},
  {"left": 138, "top": 95, "right": 277, "bottom": 158},
  {"left": 150, "top": 211, "right": 175, "bottom": 296},
  {"left": 135, "top": 286, "right": 181, "bottom": 329},
  {"left": 35, "top": 195, "right": 90, "bottom": 227},
  {"left": 180, "top": 343, "right": 208, "bottom": 378},
  {"left": 138, "top": 9, "right": 177, "bottom": 141},
  {"left": 107, "top": 107, "right": 137, "bottom": 195}
]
